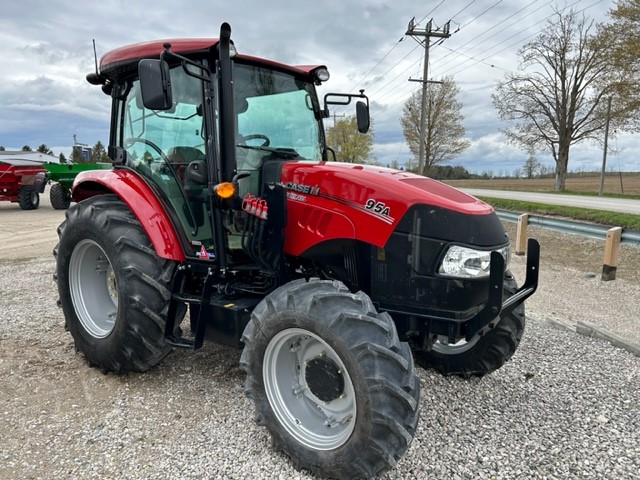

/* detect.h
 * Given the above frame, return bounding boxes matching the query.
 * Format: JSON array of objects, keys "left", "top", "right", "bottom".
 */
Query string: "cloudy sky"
[{"left": 1, "top": 0, "right": 636, "bottom": 174}]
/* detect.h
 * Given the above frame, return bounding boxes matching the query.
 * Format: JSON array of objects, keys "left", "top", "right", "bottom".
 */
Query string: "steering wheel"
[
  {"left": 241, "top": 134, "right": 270, "bottom": 147},
  {"left": 124, "top": 137, "right": 170, "bottom": 164}
]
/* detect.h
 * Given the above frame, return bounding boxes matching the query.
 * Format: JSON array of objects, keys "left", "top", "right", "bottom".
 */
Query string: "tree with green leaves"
[
  {"left": 400, "top": 76, "right": 469, "bottom": 176},
  {"left": 37, "top": 144, "right": 53, "bottom": 155},
  {"left": 70, "top": 146, "right": 85, "bottom": 163},
  {"left": 493, "top": 9, "right": 622, "bottom": 191},
  {"left": 22, "top": 145, "right": 32, "bottom": 152},
  {"left": 596, "top": 0, "right": 640, "bottom": 131},
  {"left": 59, "top": 152, "right": 67, "bottom": 163},
  {"left": 325, "top": 115, "right": 374, "bottom": 164},
  {"left": 91, "top": 140, "right": 109, "bottom": 163},
  {"left": 0, "top": 145, "right": 5, "bottom": 151}
]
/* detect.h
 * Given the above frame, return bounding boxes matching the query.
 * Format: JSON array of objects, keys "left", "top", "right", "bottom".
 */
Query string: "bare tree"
[
  {"left": 401, "top": 76, "right": 470, "bottom": 175},
  {"left": 493, "top": 9, "right": 615, "bottom": 191},
  {"left": 523, "top": 153, "right": 541, "bottom": 179}
]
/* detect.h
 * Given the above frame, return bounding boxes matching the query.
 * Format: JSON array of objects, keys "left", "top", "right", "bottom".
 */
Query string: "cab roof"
[{"left": 99, "top": 38, "right": 323, "bottom": 80}]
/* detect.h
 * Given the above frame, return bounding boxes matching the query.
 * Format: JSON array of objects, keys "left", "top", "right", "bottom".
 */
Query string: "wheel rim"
[
  {"left": 263, "top": 328, "right": 357, "bottom": 451},
  {"left": 69, "top": 239, "right": 118, "bottom": 338},
  {"left": 431, "top": 334, "right": 481, "bottom": 354},
  {"left": 31, "top": 190, "right": 38, "bottom": 205}
]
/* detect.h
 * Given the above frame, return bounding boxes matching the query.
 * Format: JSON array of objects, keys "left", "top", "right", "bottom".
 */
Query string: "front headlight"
[{"left": 438, "top": 245, "right": 510, "bottom": 278}]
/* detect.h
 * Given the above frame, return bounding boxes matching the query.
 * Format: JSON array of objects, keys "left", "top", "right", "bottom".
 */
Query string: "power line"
[
  {"left": 369, "top": 0, "right": 543, "bottom": 101},
  {"left": 448, "top": 0, "right": 477, "bottom": 23},
  {"left": 440, "top": 0, "right": 545, "bottom": 60},
  {"left": 438, "top": 45, "right": 510, "bottom": 72},
  {"left": 459, "top": 0, "right": 505, "bottom": 30},
  {"left": 417, "top": 0, "right": 447, "bottom": 25},
  {"left": 434, "top": 0, "right": 599, "bottom": 78},
  {"left": 365, "top": 44, "right": 422, "bottom": 97},
  {"left": 365, "top": 0, "right": 603, "bottom": 107},
  {"left": 352, "top": 37, "right": 406, "bottom": 91}
]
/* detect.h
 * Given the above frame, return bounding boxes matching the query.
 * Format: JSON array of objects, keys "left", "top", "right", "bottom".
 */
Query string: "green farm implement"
[{"left": 44, "top": 163, "right": 110, "bottom": 209}]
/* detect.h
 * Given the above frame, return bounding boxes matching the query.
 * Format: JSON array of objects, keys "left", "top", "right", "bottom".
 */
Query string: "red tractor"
[
  {"left": 55, "top": 23, "right": 538, "bottom": 479},
  {"left": 0, "top": 159, "right": 46, "bottom": 209}
]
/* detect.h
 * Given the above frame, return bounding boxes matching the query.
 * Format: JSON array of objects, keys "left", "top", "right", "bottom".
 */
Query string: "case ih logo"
[{"left": 282, "top": 182, "right": 320, "bottom": 196}]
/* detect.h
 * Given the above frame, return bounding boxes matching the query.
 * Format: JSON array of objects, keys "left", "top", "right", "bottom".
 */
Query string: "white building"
[{"left": 0, "top": 151, "right": 59, "bottom": 164}]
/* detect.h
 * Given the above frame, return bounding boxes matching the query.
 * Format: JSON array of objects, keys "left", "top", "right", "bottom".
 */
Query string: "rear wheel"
[
  {"left": 50, "top": 183, "right": 71, "bottom": 209},
  {"left": 54, "top": 194, "right": 176, "bottom": 373},
  {"left": 415, "top": 272, "right": 525, "bottom": 377},
  {"left": 241, "top": 278, "right": 420, "bottom": 479},
  {"left": 18, "top": 185, "right": 39, "bottom": 210}
]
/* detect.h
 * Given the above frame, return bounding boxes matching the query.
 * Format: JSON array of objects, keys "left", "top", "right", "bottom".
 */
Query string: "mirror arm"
[
  {"left": 323, "top": 89, "right": 369, "bottom": 114},
  {"left": 161, "top": 47, "right": 212, "bottom": 83}
]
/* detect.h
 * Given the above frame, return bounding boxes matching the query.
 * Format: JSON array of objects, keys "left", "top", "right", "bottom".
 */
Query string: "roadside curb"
[
  {"left": 527, "top": 315, "right": 640, "bottom": 357},
  {"left": 529, "top": 314, "right": 640, "bottom": 357},
  {"left": 575, "top": 320, "right": 640, "bottom": 357}
]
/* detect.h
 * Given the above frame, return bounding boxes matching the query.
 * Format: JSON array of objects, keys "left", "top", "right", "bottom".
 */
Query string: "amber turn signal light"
[{"left": 214, "top": 182, "right": 236, "bottom": 199}]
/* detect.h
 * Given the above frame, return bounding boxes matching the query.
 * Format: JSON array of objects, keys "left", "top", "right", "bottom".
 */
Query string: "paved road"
[{"left": 462, "top": 188, "right": 640, "bottom": 215}]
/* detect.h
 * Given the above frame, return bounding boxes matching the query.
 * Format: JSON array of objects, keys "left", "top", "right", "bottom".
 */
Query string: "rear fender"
[{"left": 72, "top": 169, "right": 185, "bottom": 261}]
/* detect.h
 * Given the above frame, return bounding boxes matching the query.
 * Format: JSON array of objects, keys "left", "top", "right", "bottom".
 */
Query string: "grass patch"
[{"left": 478, "top": 196, "right": 640, "bottom": 231}]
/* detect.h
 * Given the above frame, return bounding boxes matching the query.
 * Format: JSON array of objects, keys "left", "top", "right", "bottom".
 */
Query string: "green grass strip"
[
  {"left": 478, "top": 196, "right": 640, "bottom": 231},
  {"left": 552, "top": 189, "right": 640, "bottom": 200}
]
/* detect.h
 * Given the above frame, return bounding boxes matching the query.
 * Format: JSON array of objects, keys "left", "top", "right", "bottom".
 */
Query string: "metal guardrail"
[{"left": 495, "top": 209, "right": 640, "bottom": 246}]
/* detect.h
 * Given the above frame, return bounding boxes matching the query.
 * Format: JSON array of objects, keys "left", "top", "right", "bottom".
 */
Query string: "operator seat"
[{"left": 167, "top": 146, "right": 205, "bottom": 182}]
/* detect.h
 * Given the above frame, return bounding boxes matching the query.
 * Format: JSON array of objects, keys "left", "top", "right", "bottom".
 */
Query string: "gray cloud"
[{"left": 0, "top": 0, "right": 625, "bottom": 173}]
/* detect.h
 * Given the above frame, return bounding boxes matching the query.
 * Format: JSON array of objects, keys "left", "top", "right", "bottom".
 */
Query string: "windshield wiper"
[{"left": 236, "top": 145, "right": 300, "bottom": 159}]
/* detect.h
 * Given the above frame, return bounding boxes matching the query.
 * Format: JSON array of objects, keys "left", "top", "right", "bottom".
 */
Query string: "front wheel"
[
  {"left": 54, "top": 194, "right": 177, "bottom": 373},
  {"left": 241, "top": 279, "right": 420, "bottom": 479},
  {"left": 415, "top": 272, "right": 525, "bottom": 377}
]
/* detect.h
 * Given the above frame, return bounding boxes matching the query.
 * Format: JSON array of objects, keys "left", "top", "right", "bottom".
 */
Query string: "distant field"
[{"left": 446, "top": 173, "right": 640, "bottom": 196}]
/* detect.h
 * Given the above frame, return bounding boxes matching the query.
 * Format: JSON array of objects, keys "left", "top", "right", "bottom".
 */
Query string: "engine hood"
[{"left": 279, "top": 161, "right": 497, "bottom": 255}]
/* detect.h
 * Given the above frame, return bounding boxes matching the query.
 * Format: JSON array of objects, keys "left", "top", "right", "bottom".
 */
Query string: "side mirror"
[
  {"left": 356, "top": 101, "right": 370, "bottom": 133},
  {"left": 323, "top": 91, "right": 371, "bottom": 133},
  {"left": 138, "top": 59, "right": 172, "bottom": 110},
  {"left": 186, "top": 159, "right": 207, "bottom": 185}
]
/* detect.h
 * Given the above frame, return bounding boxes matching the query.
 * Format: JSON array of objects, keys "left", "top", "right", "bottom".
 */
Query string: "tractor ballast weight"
[{"left": 56, "top": 23, "right": 539, "bottom": 479}]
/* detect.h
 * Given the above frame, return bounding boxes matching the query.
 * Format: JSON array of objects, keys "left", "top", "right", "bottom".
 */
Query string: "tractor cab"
[{"left": 90, "top": 31, "right": 368, "bottom": 268}]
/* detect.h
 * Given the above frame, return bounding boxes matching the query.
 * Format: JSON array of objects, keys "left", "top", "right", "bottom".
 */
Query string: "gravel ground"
[{"left": 1, "top": 191, "right": 639, "bottom": 479}]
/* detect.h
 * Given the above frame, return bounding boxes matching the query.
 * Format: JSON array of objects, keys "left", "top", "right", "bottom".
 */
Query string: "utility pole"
[
  {"left": 332, "top": 112, "right": 346, "bottom": 127},
  {"left": 598, "top": 96, "right": 612, "bottom": 197},
  {"left": 406, "top": 17, "right": 451, "bottom": 175}
]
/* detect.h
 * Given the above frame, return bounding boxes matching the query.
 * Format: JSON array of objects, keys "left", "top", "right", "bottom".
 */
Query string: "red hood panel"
[{"left": 280, "top": 162, "right": 493, "bottom": 256}]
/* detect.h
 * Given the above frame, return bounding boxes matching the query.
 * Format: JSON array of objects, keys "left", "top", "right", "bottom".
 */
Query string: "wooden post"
[
  {"left": 602, "top": 227, "right": 622, "bottom": 281},
  {"left": 515, "top": 213, "right": 529, "bottom": 256}
]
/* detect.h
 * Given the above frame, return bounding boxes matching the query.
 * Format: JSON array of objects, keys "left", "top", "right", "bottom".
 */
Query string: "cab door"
[{"left": 115, "top": 64, "right": 216, "bottom": 259}]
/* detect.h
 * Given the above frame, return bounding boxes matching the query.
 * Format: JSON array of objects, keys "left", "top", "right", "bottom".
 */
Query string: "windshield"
[{"left": 234, "top": 63, "right": 322, "bottom": 163}]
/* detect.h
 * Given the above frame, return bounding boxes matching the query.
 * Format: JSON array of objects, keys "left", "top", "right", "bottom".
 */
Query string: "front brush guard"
[{"left": 464, "top": 238, "right": 539, "bottom": 341}]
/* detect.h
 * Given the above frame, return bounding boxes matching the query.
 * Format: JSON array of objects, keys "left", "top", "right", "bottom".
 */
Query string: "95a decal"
[{"left": 365, "top": 199, "right": 391, "bottom": 217}]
